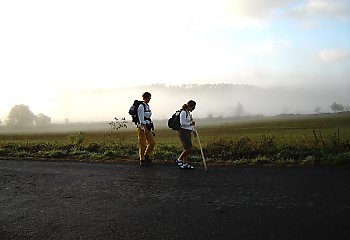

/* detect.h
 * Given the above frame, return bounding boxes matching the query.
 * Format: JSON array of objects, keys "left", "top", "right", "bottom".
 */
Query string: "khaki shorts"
[{"left": 178, "top": 128, "right": 193, "bottom": 150}]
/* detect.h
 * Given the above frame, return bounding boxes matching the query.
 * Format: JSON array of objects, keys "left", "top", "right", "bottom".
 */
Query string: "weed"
[{"left": 68, "top": 131, "right": 86, "bottom": 146}]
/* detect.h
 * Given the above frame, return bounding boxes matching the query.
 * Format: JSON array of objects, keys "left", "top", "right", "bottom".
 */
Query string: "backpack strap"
[{"left": 179, "top": 109, "right": 188, "bottom": 117}]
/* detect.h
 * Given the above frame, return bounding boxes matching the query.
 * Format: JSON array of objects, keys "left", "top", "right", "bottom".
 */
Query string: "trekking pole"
[{"left": 194, "top": 127, "right": 208, "bottom": 172}]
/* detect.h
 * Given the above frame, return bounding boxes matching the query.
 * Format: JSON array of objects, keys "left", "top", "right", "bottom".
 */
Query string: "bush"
[
  {"left": 46, "top": 150, "right": 67, "bottom": 158},
  {"left": 86, "top": 143, "right": 103, "bottom": 153},
  {"left": 103, "top": 150, "right": 118, "bottom": 159},
  {"left": 206, "top": 136, "right": 276, "bottom": 160},
  {"left": 68, "top": 131, "right": 86, "bottom": 146},
  {"left": 319, "top": 152, "right": 350, "bottom": 166},
  {"left": 258, "top": 135, "right": 278, "bottom": 156},
  {"left": 206, "top": 137, "right": 235, "bottom": 160},
  {"left": 153, "top": 144, "right": 180, "bottom": 160},
  {"left": 233, "top": 137, "right": 257, "bottom": 159}
]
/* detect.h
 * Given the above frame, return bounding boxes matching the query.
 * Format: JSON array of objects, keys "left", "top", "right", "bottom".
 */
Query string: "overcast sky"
[{"left": 1, "top": 0, "right": 349, "bottom": 122}]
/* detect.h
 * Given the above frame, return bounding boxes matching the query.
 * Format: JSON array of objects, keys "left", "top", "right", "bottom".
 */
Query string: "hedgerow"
[{"left": 0, "top": 131, "right": 349, "bottom": 166}]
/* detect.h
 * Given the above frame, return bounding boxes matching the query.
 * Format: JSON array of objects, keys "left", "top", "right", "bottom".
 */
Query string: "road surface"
[{"left": 1, "top": 159, "right": 350, "bottom": 239}]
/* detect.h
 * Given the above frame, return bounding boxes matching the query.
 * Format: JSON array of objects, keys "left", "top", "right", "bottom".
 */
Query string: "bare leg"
[{"left": 179, "top": 148, "right": 193, "bottom": 164}]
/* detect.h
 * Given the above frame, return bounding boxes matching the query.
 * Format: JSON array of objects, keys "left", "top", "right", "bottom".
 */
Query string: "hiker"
[
  {"left": 176, "top": 100, "right": 197, "bottom": 169},
  {"left": 136, "top": 92, "right": 155, "bottom": 166}
]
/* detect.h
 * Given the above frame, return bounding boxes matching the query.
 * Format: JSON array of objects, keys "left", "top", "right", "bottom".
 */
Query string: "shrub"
[
  {"left": 233, "top": 137, "right": 257, "bottom": 159},
  {"left": 68, "top": 131, "right": 86, "bottom": 146},
  {"left": 206, "top": 137, "right": 235, "bottom": 160},
  {"left": 206, "top": 136, "right": 276, "bottom": 160},
  {"left": 86, "top": 143, "right": 103, "bottom": 153},
  {"left": 153, "top": 144, "right": 180, "bottom": 160},
  {"left": 103, "top": 150, "right": 118, "bottom": 159},
  {"left": 46, "top": 150, "right": 67, "bottom": 158},
  {"left": 258, "top": 135, "right": 278, "bottom": 156}
]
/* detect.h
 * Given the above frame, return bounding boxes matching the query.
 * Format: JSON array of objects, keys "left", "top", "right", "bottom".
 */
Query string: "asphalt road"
[{"left": 1, "top": 159, "right": 350, "bottom": 240}]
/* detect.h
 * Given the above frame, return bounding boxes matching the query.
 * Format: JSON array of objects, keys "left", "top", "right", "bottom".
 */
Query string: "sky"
[{"left": 0, "top": 0, "right": 350, "bottom": 122}]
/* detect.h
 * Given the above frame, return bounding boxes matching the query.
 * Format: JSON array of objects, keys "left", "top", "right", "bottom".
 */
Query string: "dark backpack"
[
  {"left": 128, "top": 100, "right": 145, "bottom": 124},
  {"left": 168, "top": 110, "right": 186, "bottom": 130}
]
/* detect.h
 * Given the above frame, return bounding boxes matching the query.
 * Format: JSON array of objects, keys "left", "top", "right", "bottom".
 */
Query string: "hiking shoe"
[
  {"left": 140, "top": 160, "right": 146, "bottom": 166},
  {"left": 145, "top": 156, "right": 152, "bottom": 166},
  {"left": 180, "top": 163, "right": 194, "bottom": 170},
  {"left": 175, "top": 159, "right": 183, "bottom": 166}
]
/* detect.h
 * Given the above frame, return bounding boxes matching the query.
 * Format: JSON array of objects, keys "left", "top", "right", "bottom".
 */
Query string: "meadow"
[{"left": 0, "top": 112, "right": 350, "bottom": 166}]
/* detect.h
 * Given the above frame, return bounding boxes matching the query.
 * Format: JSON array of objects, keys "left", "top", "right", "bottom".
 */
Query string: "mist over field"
[
  {"left": 38, "top": 83, "right": 350, "bottom": 122},
  {"left": 1, "top": 83, "right": 349, "bottom": 126}
]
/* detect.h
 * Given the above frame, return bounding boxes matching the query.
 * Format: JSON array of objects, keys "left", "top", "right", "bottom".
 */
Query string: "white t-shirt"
[
  {"left": 137, "top": 102, "right": 152, "bottom": 125},
  {"left": 180, "top": 110, "right": 193, "bottom": 131}
]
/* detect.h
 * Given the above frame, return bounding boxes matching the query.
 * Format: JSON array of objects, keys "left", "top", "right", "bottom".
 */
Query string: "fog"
[
  {"left": 1, "top": 83, "right": 349, "bottom": 131},
  {"left": 33, "top": 83, "right": 350, "bottom": 123}
]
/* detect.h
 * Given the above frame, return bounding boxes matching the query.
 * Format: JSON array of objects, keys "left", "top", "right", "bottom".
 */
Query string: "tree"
[
  {"left": 6, "top": 104, "right": 36, "bottom": 128},
  {"left": 314, "top": 106, "right": 321, "bottom": 114},
  {"left": 35, "top": 113, "right": 51, "bottom": 126},
  {"left": 330, "top": 102, "right": 345, "bottom": 113},
  {"left": 235, "top": 102, "right": 244, "bottom": 117}
]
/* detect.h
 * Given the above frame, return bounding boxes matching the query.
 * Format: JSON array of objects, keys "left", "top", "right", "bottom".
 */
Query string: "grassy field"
[
  {"left": 1, "top": 113, "right": 350, "bottom": 166},
  {"left": 195, "top": 113, "right": 350, "bottom": 145}
]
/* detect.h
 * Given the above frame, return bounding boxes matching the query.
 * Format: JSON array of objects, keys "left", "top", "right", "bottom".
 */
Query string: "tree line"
[
  {"left": 0, "top": 104, "right": 51, "bottom": 129},
  {"left": 0, "top": 101, "right": 349, "bottom": 129},
  {"left": 330, "top": 102, "right": 350, "bottom": 113}
]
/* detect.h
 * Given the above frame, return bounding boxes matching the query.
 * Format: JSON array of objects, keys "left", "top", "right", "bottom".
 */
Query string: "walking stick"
[{"left": 194, "top": 128, "right": 208, "bottom": 172}]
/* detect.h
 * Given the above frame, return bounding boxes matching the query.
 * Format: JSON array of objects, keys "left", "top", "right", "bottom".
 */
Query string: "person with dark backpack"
[
  {"left": 174, "top": 100, "right": 197, "bottom": 169},
  {"left": 129, "top": 92, "right": 155, "bottom": 166},
  {"left": 168, "top": 110, "right": 182, "bottom": 131}
]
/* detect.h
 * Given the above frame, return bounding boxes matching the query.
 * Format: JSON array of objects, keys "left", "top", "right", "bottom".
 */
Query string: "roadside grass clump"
[
  {"left": 45, "top": 150, "right": 68, "bottom": 158},
  {"left": 276, "top": 144, "right": 320, "bottom": 161},
  {"left": 85, "top": 142, "right": 103, "bottom": 153},
  {"left": 13, "top": 151, "right": 30, "bottom": 158},
  {"left": 251, "top": 156, "right": 271, "bottom": 165},
  {"left": 70, "top": 149, "right": 90, "bottom": 159},
  {"left": 153, "top": 144, "right": 180, "bottom": 160},
  {"left": 0, "top": 131, "right": 138, "bottom": 161},
  {"left": 234, "top": 137, "right": 257, "bottom": 159},
  {"left": 205, "top": 137, "right": 235, "bottom": 160},
  {"left": 102, "top": 150, "right": 118, "bottom": 159},
  {"left": 68, "top": 131, "right": 86, "bottom": 146},
  {"left": 205, "top": 135, "right": 278, "bottom": 161},
  {"left": 258, "top": 135, "right": 278, "bottom": 156},
  {"left": 0, "top": 148, "right": 6, "bottom": 156},
  {"left": 317, "top": 152, "right": 350, "bottom": 166},
  {"left": 231, "top": 159, "right": 250, "bottom": 165},
  {"left": 300, "top": 155, "right": 317, "bottom": 166}
]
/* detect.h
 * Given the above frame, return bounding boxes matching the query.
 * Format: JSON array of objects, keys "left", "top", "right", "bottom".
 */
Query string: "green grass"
[{"left": 1, "top": 113, "right": 350, "bottom": 166}]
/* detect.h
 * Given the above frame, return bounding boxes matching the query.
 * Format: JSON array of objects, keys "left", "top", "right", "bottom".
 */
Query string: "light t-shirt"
[
  {"left": 137, "top": 103, "right": 152, "bottom": 125},
  {"left": 180, "top": 110, "right": 193, "bottom": 131}
]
